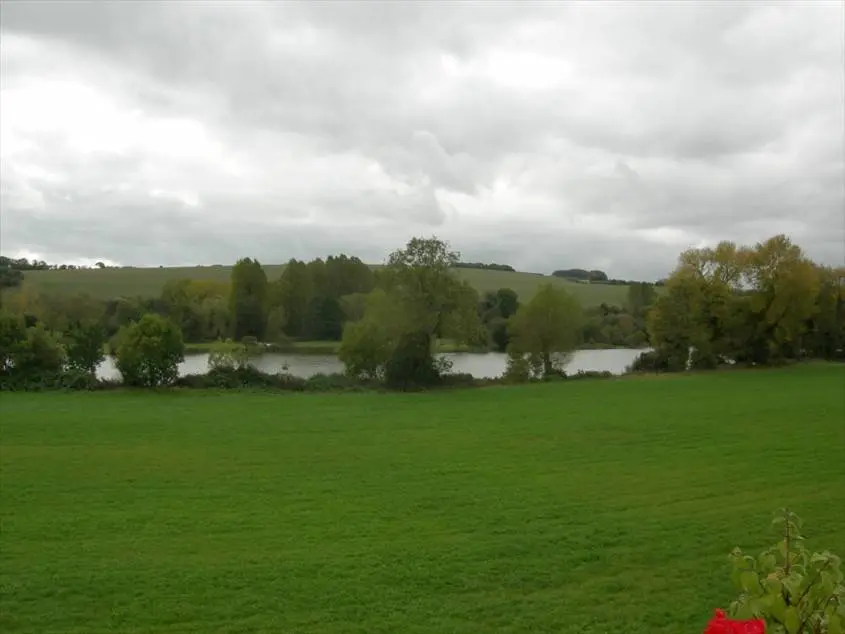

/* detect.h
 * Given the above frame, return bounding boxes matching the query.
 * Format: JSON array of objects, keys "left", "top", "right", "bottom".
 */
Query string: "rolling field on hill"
[
  {"left": 1, "top": 364, "right": 843, "bottom": 633},
  {"left": 17, "top": 265, "right": 632, "bottom": 306}
]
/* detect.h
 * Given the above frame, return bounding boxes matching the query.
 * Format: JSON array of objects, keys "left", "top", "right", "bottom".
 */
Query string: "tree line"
[
  {"left": 640, "top": 235, "right": 844, "bottom": 370},
  {"left": 453, "top": 262, "right": 516, "bottom": 272},
  {"left": 0, "top": 249, "right": 654, "bottom": 355},
  {"left": 552, "top": 268, "right": 667, "bottom": 287},
  {"left": 1, "top": 233, "right": 841, "bottom": 391}
]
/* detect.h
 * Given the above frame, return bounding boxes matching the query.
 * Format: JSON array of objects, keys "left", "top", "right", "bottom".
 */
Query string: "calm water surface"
[{"left": 96, "top": 348, "right": 644, "bottom": 381}]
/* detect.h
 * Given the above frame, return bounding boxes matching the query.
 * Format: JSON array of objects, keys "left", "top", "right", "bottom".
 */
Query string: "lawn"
[
  {"left": 17, "top": 265, "right": 632, "bottom": 306},
  {"left": 1, "top": 364, "right": 843, "bottom": 633}
]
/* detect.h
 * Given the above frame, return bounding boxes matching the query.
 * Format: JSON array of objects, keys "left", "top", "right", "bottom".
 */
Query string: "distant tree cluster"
[
  {"left": 2, "top": 232, "right": 840, "bottom": 391},
  {"left": 551, "top": 267, "right": 663, "bottom": 286},
  {"left": 552, "top": 268, "right": 609, "bottom": 282},
  {"left": 635, "top": 235, "right": 844, "bottom": 371},
  {"left": 453, "top": 262, "right": 516, "bottom": 272},
  {"left": 0, "top": 256, "right": 52, "bottom": 271},
  {"left": 0, "top": 256, "right": 113, "bottom": 296}
]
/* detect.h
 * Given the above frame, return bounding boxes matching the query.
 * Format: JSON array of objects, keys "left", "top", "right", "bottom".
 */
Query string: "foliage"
[
  {"left": 115, "top": 314, "right": 185, "bottom": 387},
  {"left": 627, "top": 282, "right": 657, "bottom": 318},
  {"left": 64, "top": 321, "right": 106, "bottom": 375},
  {"left": 264, "top": 305, "right": 289, "bottom": 344},
  {"left": 274, "top": 259, "right": 314, "bottom": 337},
  {"left": 161, "top": 279, "right": 230, "bottom": 342},
  {"left": 0, "top": 310, "right": 27, "bottom": 372},
  {"left": 582, "top": 302, "right": 649, "bottom": 349},
  {"left": 626, "top": 350, "right": 671, "bottom": 373},
  {"left": 384, "top": 330, "right": 445, "bottom": 390},
  {"left": 341, "top": 237, "right": 482, "bottom": 387},
  {"left": 229, "top": 258, "right": 268, "bottom": 341},
  {"left": 646, "top": 236, "right": 830, "bottom": 371},
  {"left": 17, "top": 261, "right": 634, "bottom": 311},
  {"left": 743, "top": 236, "right": 821, "bottom": 362},
  {"left": 506, "top": 283, "right": 582, "bottom": 379},
  {"left": 338, "top": 289, "right": 402, "bottom": 380},
  {"left": 0, "top": 265, "right": 24, "bottom": 294},
  {"left": 303, "top": 295, "right": 345, "bottom": 341},
  {"left": 805, "top": 266, "right": 845, "bottom": 360},
  {"left": 552, "top": 268, "right": 609, "bottom": 282},
  {"left": 339, "top": 292, "right": 368, "bottom": 323},
  {"left": 207, "top": 339, "right": 251, "bottom": 372},
  {"left": 453, "top": 261, "right": 516, "bottom": 272},
  {"left": 0, "top": 255, "right": 53, "bottom": 271},
  {"left": 728, "top": 509, "right": 844, "bottom": 634},
  {"left": 477, "top": 288, "right": 520, "bottom": 351},
  {"left": 8, "top": 324, "right": 66, "bottom": 378}
]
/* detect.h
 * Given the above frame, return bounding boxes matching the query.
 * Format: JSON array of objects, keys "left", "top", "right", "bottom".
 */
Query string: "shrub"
[
  {"left": 115, "top": 314, "right": 185, "bottom": 387},
  {"left": 338, "top": 318, "right": 392, "bottom": 380},
  {"left": 304, "top": 372, "right": 368, "bottom": 392},
  {"left": 439, "top": 372, "right": 477, "bottom": 388},
  {"left": 384, "top": 331, "right": 441, "bottom": 390},
  {"left": 568, "top": 370, "right": 613, "bottom": 381},
  {"left": 0, "top": 369, "right": 101, "bottom": 392},
  {"left": 0, "top": 310, "right": 27, "bottom": 372},
  {"left": 626, "top": 350, "right": 670, "bottom": 373},
  {"left": 727, "top": 509, "right": 844, "bottom": 634},
  {"left": 176, "top": 367, "right": 307, "bottom": 391},
  {"left": 207, "top": 339, "right": 250, "bottom": 372},
  {"left": 12, "top": 324, "right": 66, "bottom": 378},
  {"left": 64, "top": 322, "right": 106, "bottom": 375}
]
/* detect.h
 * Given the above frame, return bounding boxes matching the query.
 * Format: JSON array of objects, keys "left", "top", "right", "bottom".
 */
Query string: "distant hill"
[{"left": 16, "top": 264, "right": 634, "bottom": 307}]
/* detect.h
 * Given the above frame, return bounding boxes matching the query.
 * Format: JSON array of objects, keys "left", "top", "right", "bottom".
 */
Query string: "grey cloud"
[{"left": 1, "top": 1, "right": 843, "bottom": 279}]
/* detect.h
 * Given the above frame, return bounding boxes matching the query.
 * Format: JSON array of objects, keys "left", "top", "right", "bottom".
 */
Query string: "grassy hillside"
[
  {"left": 2, "top": 364, "right": 843, "bottom": 633},
  {"left": 17, "top": 264, "right": 632, "bottom": 306}
]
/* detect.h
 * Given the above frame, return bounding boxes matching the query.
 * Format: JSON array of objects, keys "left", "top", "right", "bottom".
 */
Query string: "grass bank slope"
[
  {"left": 19, "top": 264, "right": 631, "bottom": 306},
  {"left": 2, "top": 364, "right": 843, "bottom": 633}
]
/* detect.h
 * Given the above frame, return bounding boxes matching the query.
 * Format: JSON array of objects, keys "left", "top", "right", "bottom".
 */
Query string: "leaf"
[
  {"left": 735, "top": 600, "right": 755, "bottom": 620},
  {"left": 765, "top": 575, "right": 784, "bottom": 595},
  {"left": 770, "top": 592, "right": 788, "bottom": 622},
  {"left": 784, "top": 607, "right": 800, "bottom": 634},
  {"left": 741, "top": 570, "right": 760, "bottom": 593},
  {"left": 811, "top": 552, "right": 830, "bottom": 564},
  {"left": 829, "top": 614, "right": 844, "bottom": 634},
  {"left": 760, "top": 553, "right": 778, "bottom": 571}
]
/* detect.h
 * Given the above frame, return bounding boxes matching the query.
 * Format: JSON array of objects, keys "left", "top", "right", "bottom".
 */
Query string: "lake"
[{"left": 96, "top": 348, "right": 645, "bottom": 381}]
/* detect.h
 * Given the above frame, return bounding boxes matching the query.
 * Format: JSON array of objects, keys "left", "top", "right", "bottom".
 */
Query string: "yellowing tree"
[{"left": 742, "top": 235, "right": 820, "bottom": 361}]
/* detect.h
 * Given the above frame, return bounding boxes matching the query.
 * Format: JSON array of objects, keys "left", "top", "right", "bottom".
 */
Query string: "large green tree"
[
  {"left": 274, "top": 259, "right": 313, "bottom": 338},
  {"left": 646, "top": 235, "right": 826, "bottom": 370},
  {"left": 229, "top": 258, "right": 268, "bottom": 341},
  {"left": 805, "top": 265, "right": 845, "bottom": 359},
  {"left": 505, "top": 283, "right": 582, "bottom": 379},
  {"left": 115, "top": 314, "right": 185, "bottom": 387},
  {"left": 339, "top": 237, "right": 482, "bottom": 387},
  {"left": 741, "top": 235, "right": 820, "bottom": 361},
  {"left": 64, "top": 321, "right": 106, "bottom": 375}
]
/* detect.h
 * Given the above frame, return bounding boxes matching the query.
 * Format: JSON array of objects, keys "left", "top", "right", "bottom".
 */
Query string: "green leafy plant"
[
  {"left": 728, "top": 509, "right": 844, "bottom": 634},
  {"left": 115, "top": 314, "right": 185, "bottom": 387},
  {"left": 207, "top": 339, "right": 250, "bottom": 372}
]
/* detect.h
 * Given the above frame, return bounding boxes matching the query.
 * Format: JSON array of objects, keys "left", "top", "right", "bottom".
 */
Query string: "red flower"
[{"left": 704, "top": 609, "right": 765, "bottom": 634}]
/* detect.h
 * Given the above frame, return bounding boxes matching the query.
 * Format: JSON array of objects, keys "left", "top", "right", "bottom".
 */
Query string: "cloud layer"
[{"left": 2, "top": 1, "right": 843, "bottom": 278}]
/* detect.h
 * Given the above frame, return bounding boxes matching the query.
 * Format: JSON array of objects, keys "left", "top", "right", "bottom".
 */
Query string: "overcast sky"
[{"left": 1, "top": 1, "right": 843, "bottom": 279}]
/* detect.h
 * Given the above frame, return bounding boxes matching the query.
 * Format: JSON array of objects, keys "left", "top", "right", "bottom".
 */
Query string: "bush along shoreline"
[
  {"left": 0, "top": 364, "right": 616, "bottom": 393},
  {"left": 3, "top": 234, "right": 841, "bottom": 393}
]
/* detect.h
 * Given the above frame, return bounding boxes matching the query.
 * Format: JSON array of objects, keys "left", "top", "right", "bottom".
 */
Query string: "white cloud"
[{"left": 0, "top": 3, "right": 842, "bottom": 278}]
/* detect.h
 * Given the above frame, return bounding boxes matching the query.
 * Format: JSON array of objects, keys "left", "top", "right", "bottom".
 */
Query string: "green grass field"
[
  {"left": 2, "top": 364, "right": 843, "bottom": 633},
  {"left": 18, "top": 265, "right": 631, "bottom": 306}
]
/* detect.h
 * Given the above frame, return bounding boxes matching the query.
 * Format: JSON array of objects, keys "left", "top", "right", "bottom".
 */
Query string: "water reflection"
[{"left": 96, "top": 348, "right": 644, "bottom": 381}]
